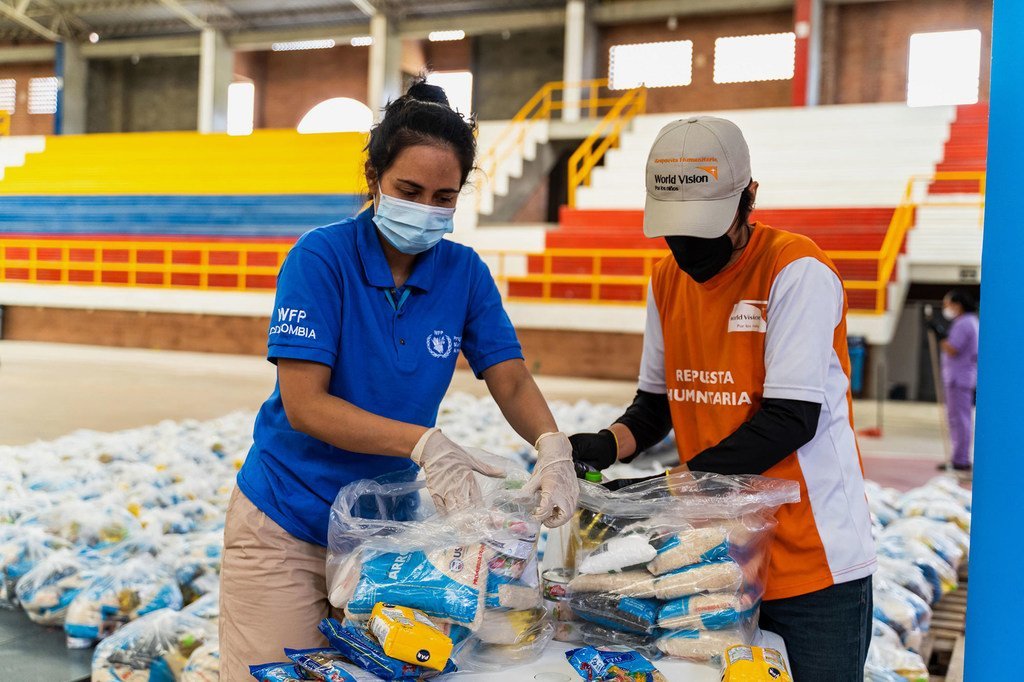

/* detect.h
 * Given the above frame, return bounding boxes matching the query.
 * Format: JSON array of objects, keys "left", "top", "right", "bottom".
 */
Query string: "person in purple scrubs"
[{"left": 938, "top": 289, "right": 980, "bottom": 471}]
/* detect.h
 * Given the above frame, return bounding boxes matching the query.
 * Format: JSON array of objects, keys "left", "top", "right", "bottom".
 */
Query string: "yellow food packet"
[
  {"left": 721, "top": 645, "right": 792, "bottom": 682},
  {"left": 368, "top": 602, "right": 454, "bottom": 672}
]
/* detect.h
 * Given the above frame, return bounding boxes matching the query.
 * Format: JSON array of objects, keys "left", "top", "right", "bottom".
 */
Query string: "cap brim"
[{"left": 643, "top": 192, "right": 743, "bottom": 239}]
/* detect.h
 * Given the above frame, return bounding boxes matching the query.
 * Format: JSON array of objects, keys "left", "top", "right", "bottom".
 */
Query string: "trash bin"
[{"left": 848, "top": 336, "right": 866, "bottom": 397}]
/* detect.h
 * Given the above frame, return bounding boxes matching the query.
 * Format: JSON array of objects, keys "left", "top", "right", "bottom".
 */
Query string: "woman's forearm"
[
  {"left": 289, "top": 392, "right": 428, "bottom": 457},
  {"left": 278, "top": 358, "right": 426, "bottom": 457},
  {"left": 484, "top": 359, "right": 558, "bottom": 444}
]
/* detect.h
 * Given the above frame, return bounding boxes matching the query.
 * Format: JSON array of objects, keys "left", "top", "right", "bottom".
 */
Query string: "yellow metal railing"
[
  {"left": 483, "top": 171, "right": 986, "bottom": 315},
  {"left": 480, "top": 248, "right": 666, "bottom": 304},
  {"left": 567, "top": 86, "right": 647, "bottom": 208},
  {"left": 0, "top": 239, "right": 292, "bottom": 290},
  {"left": 476, "top": 79, "right": 626, "bottom": 209}
]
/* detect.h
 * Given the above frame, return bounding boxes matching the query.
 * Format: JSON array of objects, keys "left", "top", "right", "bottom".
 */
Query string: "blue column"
[
  {"left": 53, "top": 41, "right": 64, "bottom": 135},
  {"left": 964, "top": 0, "right": 1024, "bottom": 677}
]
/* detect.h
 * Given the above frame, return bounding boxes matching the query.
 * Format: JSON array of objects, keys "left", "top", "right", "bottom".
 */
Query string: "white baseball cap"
[{"left": 643, "top": 116, "right": 752, "bottom": 239}]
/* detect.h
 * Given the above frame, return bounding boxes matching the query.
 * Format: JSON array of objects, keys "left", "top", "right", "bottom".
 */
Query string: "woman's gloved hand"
[
  {"left": 523, "top": 432, "right": 579, "bottom": 528},
  {"left": 411, "top": 428, "right": 505, "bottom": 514},
  {"left": 569, "top": 430, "right": 618, "bottom": 473}
]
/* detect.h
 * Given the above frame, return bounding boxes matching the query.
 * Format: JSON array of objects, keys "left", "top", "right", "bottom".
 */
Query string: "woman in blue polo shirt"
[{"left": 219, "top": 81, "right": 578, "bottom": 679}]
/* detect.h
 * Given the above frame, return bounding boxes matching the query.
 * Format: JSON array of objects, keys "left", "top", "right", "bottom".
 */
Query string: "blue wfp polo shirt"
[{"left": 237, "top": 208, "right": 524, "bottom": 546}]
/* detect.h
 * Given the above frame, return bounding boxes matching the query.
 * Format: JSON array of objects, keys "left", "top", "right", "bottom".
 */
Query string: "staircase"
[
  {"left": 493, "top": 104, "right": 961, "bottom": 344},
  {"left": 0, "top": 136, "right": 45, "bottom": 179},
  {"left": 908, "top": 104, "right": 988, "bottom": 283}
]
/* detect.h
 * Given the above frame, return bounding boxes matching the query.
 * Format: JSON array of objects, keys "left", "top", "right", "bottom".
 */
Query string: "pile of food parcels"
[{"left": 0, "top": 394, "right": 970, "bottom": 681}]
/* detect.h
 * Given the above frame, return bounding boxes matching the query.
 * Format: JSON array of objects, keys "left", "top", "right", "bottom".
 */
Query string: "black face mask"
[{"left": 665, "top": 234, "right": 734, "bottom": 283}]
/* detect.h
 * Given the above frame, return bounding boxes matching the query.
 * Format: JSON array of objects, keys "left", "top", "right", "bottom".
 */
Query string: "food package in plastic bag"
[
  {"left": 883, "top": 517, "right": 968, "bottom": 569},
  {"left": 182, "top": 590, "right": 219, "bottom": 622},
  {"left": 865, "top": 619, "right": 929, "bottom": 682},
  {"left": 0, "top": 525, "right": 71, "bottom": 608},
  {"left": 181, "top": 637, "right": 219, "bottom": 682},
  {"left": 877, "top": 534, "right": 957, "bottom": 600},
  {"left": 579, "top": 622, "right": 662, "bottom": 661},
  {"left": 326, "top": 460, "right": 553, "bottom": 670},
  {"left": 923, "top": 475, "right": 972, "bottom": 510},
  {"left": 16, "top": 549, "right": 107, "bottom": 625},
  {"left": 169, "top": 530, "right": 223, "bottom": 605},
  {"left": 317, "top": 619, "right": 456, "bottom": 680},
  {"left": 872, "top": 578, "right": 931, "bottom": 652},
  {"left": 655, "top": 628, "right": 749, "bottom": 664},
  {"left": 450, "top": 608, "right": 554, "bottom": 672},
  {"left": 875, "top": 555, "right": 934, "bottom": 605},
  {"left": 91, "top": 607, "right": 217, "bottom": 682},
  {"left": 17, "top": 499, "right": 141, "bottom": 549},
  {"left": 0, "top": 488, "right": 52, "bottom": 525},
  {"left": 65, "top": 555, "right": 184, "bottom": 648},
  {"left": 864, "top": 481, "right": 901, "bottom": 528},
  {"left": 566, "top": 472, "right": 799, "bottom": 663}
]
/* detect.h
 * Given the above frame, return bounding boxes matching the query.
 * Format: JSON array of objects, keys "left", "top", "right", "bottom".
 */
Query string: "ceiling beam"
[
  {"left": 399, "top": 7, "right": 566, "bottom": 39},
  {"left": 155, "top": 0, "right": 211, "bottom": 31},
  {"left": 348, "top": 0, "right": 375, "bottom": 17},
  {"left": 593, "top": 0, "right": 793, "bottom": 24},
  {"left": 80, "top": 32, "right": 200, "bottom": 57},
  {"left": 0, "top": 41, "right": 53, "bottom": 62},
  {"left": 0, "top": 0, "right": 64, "bottom": 41},
  {"left": 231, "top": 22, "right": 371, "bottom": 51}
]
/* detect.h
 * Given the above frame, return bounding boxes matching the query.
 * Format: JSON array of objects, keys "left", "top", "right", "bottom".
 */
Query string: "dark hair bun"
[{"left": 406, "top": 79, "right": 450, "bottom": 107}]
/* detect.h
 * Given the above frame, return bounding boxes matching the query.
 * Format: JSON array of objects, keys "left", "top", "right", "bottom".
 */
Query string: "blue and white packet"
[
  {"left": 285, "top": 647, "right": 377, "bottom": 681},
  {"left": 565, "top": 645, "right": 665, "bottom": 681},
  {"left": 318, "top": 618, "right": 457, "bottom": 680},
  {"left": 647, "top": 529, "right": 730, "bottom": 576},
  {"left": 657, "top": 594, "right": 756, "bottom": 631},
  {"left": 249, "top": 662, "right": 305, "bottom": 682},
  {"left": 569, "top": 592, "right": 661, "bottom": 635},
  {"left": 346, "top": 545, "right": 487, "bottom": 627}
]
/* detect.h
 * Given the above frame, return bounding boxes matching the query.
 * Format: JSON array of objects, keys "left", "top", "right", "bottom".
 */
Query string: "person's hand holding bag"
[
  {"left": 523, "top": 432, "right": 579, "bottom": 528},
  {"left": 411, "top": 428, "right": 506, "bottom": 514}
]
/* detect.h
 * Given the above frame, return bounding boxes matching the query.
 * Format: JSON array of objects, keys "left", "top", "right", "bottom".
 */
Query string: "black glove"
[
  {"left": 925, "top": 316, "right": 948, "bottom": 341},
  {"left": 570, "top": 430, "right": 618, "bottom": 475},
  {"left": 601, "top": 472, "right": 666, "bottom": 492}
]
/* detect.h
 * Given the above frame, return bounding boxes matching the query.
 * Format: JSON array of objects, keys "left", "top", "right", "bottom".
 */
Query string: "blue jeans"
[{"left": 759, "top": 576, "right": 873, "bottom": 681}]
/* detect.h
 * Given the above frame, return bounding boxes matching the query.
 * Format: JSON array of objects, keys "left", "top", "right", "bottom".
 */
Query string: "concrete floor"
[{"left": 0, "top": 341, "right": 957, "bottom": 489}]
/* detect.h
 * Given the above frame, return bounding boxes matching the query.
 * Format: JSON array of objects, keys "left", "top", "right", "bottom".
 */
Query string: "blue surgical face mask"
[{"left": 372, "top": 184, "right": 456, "bottom": 255}]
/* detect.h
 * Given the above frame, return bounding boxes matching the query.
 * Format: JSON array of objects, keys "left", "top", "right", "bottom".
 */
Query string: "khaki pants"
[{"left": 219, "top": 486, "right": 341, "bottom": 682}]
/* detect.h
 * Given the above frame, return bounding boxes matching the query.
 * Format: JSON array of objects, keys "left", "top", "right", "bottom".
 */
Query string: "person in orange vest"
[{"left": 571, "top": 117, "right": 876, "bottom": 681}]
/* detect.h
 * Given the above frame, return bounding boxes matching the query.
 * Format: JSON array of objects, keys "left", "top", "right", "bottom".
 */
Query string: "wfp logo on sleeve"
[
  {"left": 728, "top": 300, "right": 768, "bottom": 333},
  {"left": 426, "top": 330, "right": 462, "bottom": 359},
  {"left": 270, "top": 307, "right": 317, "bottom": 339}
]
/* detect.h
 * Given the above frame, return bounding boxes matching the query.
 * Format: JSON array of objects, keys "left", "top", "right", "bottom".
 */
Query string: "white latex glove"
[
  {"left": 523, "top": 432, "right": 579, "bottom": 528},
  {"left": 410, "top": 427, "right": 505, "bottom": 514}
]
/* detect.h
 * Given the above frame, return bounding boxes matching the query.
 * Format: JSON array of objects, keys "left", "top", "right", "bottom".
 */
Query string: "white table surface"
[{"left": 450, "top": 630, "right": 789, "bottom": 681}]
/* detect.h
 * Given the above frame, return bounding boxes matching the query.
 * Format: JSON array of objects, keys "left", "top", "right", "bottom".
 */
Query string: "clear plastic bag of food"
[
  {"left": 17, "top": 499, "right": 141, "bottom": 549},
  {"left": 875, "top": 555, "right": 934, "bottom": 606},
  {"left": 91, "top": 607, "right": 217, "bottom": 682},
  {"left": 877, "top": 534, "right": 957, "bottom": 600},
  {"left": 579, "top": 622, "right": 662, "bottom": 660},
  {"left": 922, "top": 475, "right": 972, "bottom": 510},
  {"left": 566, "top": 472, "right": 799, "bottom": 662},
  {"left": 883, "top": 517, "right": 968, "bottom": 569},
  {"left": 16, "top": 549, "right": 107, "bottom": 625},
  {"left": 864, "top": 481, "right": 901, "bottom": 527},
  {"left": 0, "top": 525, "right": 71, "bottom": 608},
  {"left": 326, "top": 460, "right": 552, "bottom": 669},
  {"left": 169, "top": 530, "right": 224, "bottom": 605},
  {"left": 866, "top": 619, "right": 929, "bottom": 682},
  {"left": 872, "top": 578, "right": 931, "bottom": 652},
  {"left": 65, "top": 555, "right": 184, "bottom": 648},
  {"left": 182, "top": 636, "right": 220, "bottom": 682}
]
